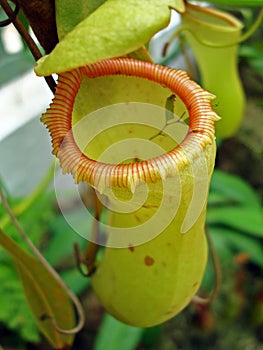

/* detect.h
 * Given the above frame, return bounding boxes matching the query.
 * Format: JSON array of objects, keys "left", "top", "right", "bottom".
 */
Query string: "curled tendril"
[
  {"left": 0, "top": 0, "right": 19, "bottom": 27},
  {"left": 0, "top": 188, "right": 85, "bottom": 335},
  {"left": 192, "top": 227, "right": 222, "bottom": 305}
]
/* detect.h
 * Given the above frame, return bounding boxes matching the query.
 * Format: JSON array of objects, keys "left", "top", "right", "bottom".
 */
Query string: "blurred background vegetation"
[{"left": 0, "top": 1, "right": 263, "bottom": 349}]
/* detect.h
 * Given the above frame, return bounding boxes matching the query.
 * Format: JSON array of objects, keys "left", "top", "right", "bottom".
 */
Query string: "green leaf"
[
  {"left": 35, "top": 0, "right": 185, "bottom": 76},
  {"left": 141, "top": 325, "right": 163, "bottom": 348},
  {"left": 207, "top": 206, "right": 263, "bottom": 238},
  {"left": 239, "top": 42, "right": 263, "bottom": 76},
  {"left": 93, "top": 313, "right": 143, "bottom": 350},
  {"left": 0, "top": 192, "right": 54, "bottom": 253},
  {"left": 210, "top": 227, "right": 263, "bottom": 268},
  {"left": 56, "top": 0, "right": 107, "bottom": 39},
  {"left": 0, "top": 263, "right": 40, "bottom": 342},
  {"left": 0, "top": 192, "right": 55, "bottom": 342},
  {"left": 239, "top": 43, "right": 263, "bottom": 59},
  {"left": 208, "top": 191, "right": 232, "bottom": 206},
  {"left": 210, "top": 170, "right": 261, "bottom": 208},
  {"left": 248, "top": 58, "right": 263, "bottom": 76},
  {"left": 193, "top": 0, "right": 263, "bottom": 6},
  {"left": 0, "top": 228, "right": 76, "bottom": 349}
]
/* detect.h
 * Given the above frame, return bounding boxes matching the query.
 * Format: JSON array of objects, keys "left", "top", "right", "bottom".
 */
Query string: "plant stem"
[
  {"left": 0, "top": 0, "right": 56, "bottom": 93},
  {"left": 17, "top": 0, "right": 58, "bottom": 53},
  {"left": 84, "top": 189, "right": 101, "bottom": 273}
]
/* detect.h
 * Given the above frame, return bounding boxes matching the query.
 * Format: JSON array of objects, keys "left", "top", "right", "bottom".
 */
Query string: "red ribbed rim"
[{"left": 41, "top": 58, "right": 219, "bottom": 189}]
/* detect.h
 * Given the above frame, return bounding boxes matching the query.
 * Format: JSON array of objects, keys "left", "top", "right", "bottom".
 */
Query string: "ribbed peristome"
[{"left": 41, "top": 57, "right": 219, "bottom": 191}]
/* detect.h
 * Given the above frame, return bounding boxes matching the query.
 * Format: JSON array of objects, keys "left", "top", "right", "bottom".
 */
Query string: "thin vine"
[
  {"left": 0, "top": 187, "right": 85, "bottom": 335},
  {"left": 0, "top": 0, "right": 56, "bottom": 93}
]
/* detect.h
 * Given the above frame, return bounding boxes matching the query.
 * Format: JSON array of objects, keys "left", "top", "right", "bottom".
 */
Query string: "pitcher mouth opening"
[
  {"left": 184, "top": 3, "right": 243, "bottom": 31},
  {"left": 41, "top": 57, "right": 219, "bottom": 190}
]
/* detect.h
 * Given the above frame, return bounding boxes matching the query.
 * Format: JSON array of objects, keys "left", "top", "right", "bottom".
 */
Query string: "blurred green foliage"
[
  {"left": 0, "top": 193, "right": 53, "bottom": 343},
  {"left": 0, "top": 191, "right": 89, "bottom": 344},
  {"left": 0, "top": 167, "right": 262, "bottom": 349},
  {"left": 0, "top": 10, "right": 34, "bottom": 87}
]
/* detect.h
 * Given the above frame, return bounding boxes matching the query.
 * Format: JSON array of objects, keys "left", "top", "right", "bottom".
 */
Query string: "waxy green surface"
[
  {"left": 181, "top": 5, "right": 245, "bottom": 138},
  {"left": 35, "top": 0, "right": 185, "bottom": 76}
]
